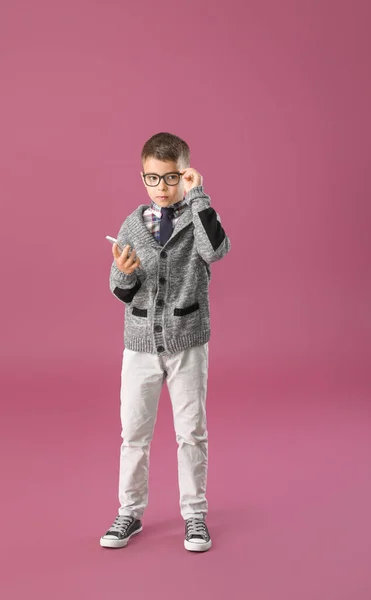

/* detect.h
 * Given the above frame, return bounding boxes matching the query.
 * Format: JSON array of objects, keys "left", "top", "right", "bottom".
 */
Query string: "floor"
[{"left": 1, "top": 364, "right": 370, "bottom": 600}]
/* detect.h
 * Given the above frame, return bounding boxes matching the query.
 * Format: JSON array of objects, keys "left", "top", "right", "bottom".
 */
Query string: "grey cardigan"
[{"left": 109, "top": 186, "right": 231, "bottom": 355}]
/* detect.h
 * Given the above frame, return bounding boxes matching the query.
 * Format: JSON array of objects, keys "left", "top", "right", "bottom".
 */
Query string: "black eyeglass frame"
[{"left": 142, "top": 171, "right": 183, "bottom": 186}]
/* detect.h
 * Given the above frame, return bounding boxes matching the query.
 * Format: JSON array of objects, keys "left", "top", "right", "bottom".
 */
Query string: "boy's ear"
[{"left": 140, "top": 171, "right": 146, "bottom": 186}]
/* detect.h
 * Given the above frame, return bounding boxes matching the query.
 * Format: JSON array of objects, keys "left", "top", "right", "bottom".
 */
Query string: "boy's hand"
[
  {"left": 181, "top": 168, "right": 203, "bottom": 194},
  {"left": 113, "top": 243, "right": 141, "bottom": 274}
]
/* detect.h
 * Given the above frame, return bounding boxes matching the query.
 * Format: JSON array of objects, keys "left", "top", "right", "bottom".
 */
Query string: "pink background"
[{"left": 1, "top": 1, "right": 370, "bottom": 599}]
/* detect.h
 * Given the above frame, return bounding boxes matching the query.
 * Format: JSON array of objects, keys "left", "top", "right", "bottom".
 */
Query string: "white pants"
[{"left": 117, "top": 343, "right": 209, "bottom": 520}]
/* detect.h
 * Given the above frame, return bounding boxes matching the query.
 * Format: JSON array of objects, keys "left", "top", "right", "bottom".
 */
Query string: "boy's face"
[{"left": 141, "top": 158, "right": 186, "bottom": 207}]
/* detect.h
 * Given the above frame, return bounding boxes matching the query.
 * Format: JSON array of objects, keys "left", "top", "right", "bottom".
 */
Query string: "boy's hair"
[{"left": 141, "top": 132, "right": 190, "bottom": 167}]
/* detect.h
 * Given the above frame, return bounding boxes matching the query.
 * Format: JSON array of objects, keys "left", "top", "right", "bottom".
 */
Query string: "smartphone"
[{"left": 106, "top": 236, "right": 125, "bottom": 253}]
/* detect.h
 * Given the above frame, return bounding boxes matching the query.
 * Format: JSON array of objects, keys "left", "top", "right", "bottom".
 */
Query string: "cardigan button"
[
  {"left": 159, "top": 277, "right": 166, "bottom": 285},
  {"left": 155, "top": 325, "right": 163, "bottom": 333},
  {"left": 157, "top": 346, "right": 165, "bottom": 353},
  {"left": 157, "top": 299, "right": 164, "bottom": 307},
  {"left": 160, "top": 251, "right": 168, "bottom": 259}
]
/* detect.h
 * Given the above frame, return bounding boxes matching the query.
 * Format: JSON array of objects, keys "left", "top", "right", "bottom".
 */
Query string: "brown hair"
[{"left": 141, "top": 132, "right": 190, "bottom": 167}]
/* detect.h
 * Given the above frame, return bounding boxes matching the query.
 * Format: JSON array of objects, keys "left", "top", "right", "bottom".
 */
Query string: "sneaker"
[
  {"left": 184, "top": 517, "right": 212, "bottom": 552},
  {"left": 100, "top": 515, "right": 142, "bottom": 548}
]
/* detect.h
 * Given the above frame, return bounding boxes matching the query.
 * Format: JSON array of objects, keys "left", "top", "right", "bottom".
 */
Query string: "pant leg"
[
  {"left": 164, "top": 343, "right": 209, "bottom": 520},
  {"left": 118, "top": 348, "right": 164, "bottom": 519}
]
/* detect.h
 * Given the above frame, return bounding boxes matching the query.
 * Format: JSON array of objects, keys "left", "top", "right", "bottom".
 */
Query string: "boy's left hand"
[{"left": 181, "top": 168, "right": 203, "bottom": 194}]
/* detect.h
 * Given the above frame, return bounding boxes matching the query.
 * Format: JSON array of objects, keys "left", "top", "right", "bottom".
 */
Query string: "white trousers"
[{"left": 117, "top": 343, "right": 209, "bottom": 521}]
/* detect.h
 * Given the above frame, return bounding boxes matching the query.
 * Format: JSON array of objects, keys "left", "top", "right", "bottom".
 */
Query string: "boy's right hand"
[{"left": 113, "top": 243, "right": 141, "bottom": 274}]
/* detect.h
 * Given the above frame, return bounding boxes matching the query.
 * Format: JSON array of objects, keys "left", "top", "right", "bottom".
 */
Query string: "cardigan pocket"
[
  {"left": 132, "top": 307, "right": 148, "bottom": 317},
  {"left": 167, "top": 302, "right": 201, "bottom": 337},
  {"left": 125, "top": 305, "right": 150, "bottom": 337},
  {"left": 174, "top": 302, "right": 200, "bottom": 316}
]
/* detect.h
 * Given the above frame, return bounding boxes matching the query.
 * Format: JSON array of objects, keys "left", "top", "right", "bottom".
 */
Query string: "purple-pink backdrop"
[{"left": 1, "top": 1, "right": 370, "bottom": 599}]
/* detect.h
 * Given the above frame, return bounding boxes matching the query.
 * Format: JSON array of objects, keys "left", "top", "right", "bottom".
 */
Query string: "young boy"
[{"left": 100, "top": 132, "right": 231, "bottom": 552}]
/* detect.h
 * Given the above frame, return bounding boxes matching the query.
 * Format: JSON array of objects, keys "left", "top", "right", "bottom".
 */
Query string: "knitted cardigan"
[{"left": 109, "top": 186, "right": 231, "bottom": 354}]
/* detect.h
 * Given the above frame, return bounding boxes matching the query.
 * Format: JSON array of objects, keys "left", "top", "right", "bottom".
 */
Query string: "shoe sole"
[
  {"left": 100, "top": 526, "right": 143, "bottom": 548},
  {"left": 184, "top": 539, "right": 212, "bottom": 552}
]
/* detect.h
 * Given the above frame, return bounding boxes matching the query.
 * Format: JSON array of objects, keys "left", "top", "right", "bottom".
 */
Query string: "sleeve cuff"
[
  {"left": 112, "top": 264, "right": 137, "bottom": 287},
  {"left": 185, "top": 186, "right": 210, "bottom": 204}
]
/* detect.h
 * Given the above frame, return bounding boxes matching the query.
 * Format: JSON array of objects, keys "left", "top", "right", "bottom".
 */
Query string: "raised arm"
[{"left": 182, "top": 170, "right": 231, "bottom": 263}]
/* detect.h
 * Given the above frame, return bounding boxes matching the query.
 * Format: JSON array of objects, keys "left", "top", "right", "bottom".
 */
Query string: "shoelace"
[
  {"left": 186, "top": 518, "right": 207, "bottom": 538},
  {"left": 109, "top": 515, "right": 134, "bottom": 534}
]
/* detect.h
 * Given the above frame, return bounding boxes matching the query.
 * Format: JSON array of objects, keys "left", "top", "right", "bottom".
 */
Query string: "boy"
[{"left": 100, "top": 132, "right": 231, "bottom": 552}]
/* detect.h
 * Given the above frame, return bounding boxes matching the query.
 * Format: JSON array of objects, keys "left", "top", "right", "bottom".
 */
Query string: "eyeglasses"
[{"left": 142, "top": 172, "right": 182, "bottom": 187}]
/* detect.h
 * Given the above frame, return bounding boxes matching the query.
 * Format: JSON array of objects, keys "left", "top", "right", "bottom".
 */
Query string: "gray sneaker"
[
  {"left": 100, "top": 515, "right": 142, "bottom": 548},
  {"left": 184, "top": 517, "right": 212, "bottom": 552}
]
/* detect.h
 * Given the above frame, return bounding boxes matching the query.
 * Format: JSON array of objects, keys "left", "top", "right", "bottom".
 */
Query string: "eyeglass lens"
[{"left": 144, "top": 173, "right": 180, "bottom": 186}]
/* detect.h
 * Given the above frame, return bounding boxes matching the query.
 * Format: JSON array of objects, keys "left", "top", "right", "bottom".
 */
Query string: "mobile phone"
[{"left": 106, "top": 236, "right": 124, "bottom": 253}]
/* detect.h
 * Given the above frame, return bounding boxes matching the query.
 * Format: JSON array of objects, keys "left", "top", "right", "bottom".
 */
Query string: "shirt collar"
[{"left": 149, "top": 198, "right": 187, "bottom": 218}]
